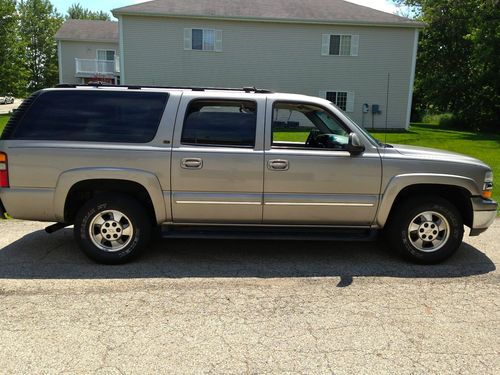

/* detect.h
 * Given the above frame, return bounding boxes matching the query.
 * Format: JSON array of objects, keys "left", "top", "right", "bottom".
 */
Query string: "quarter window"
[
  {"left": 181, "top": 100, "right": 257, "bottom": 147},
  {"left": 12, "top": 90, "right": 168, "bottom": 143}
]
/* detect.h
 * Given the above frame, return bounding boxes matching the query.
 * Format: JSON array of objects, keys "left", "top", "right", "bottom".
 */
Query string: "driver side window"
[{"left": 272, "top": 102, "right": 350, "bottom": 150}]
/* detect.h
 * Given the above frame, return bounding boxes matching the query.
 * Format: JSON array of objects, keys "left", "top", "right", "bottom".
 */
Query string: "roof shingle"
[
  {"left": 55, "top": 20, "right": 119, "bottom": 42},
  {"left": 112, "top": 0, "right": 423, "bottom": 27}
]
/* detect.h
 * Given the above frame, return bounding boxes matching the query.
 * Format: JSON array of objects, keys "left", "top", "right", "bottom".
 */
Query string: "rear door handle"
[
  {"left": 181, "top": 158, "right": 203, "bottom": 169},
  {"left": 268, "top": 159, "right": 289, "bottom": 171}
]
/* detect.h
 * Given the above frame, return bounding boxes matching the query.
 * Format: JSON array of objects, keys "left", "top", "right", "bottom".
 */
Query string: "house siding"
[
  {"left": 59, "top": 40, "right": 119, "bottom": 84},
  {"left": 121, "top": 16, "right": 417, "bottom": 129}
]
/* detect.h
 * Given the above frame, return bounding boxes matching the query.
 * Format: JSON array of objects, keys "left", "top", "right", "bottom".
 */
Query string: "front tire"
[
  {"left": 385, "top": 196, "right": 464, "bottom": 264},
  {"left": 74, "top": 194, "right": 152, "bottom": 264}
]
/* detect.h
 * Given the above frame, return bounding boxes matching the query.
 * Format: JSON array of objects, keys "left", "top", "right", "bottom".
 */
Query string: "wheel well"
[
  {"left": 64, "top": 179, "right": 156, "bottom": 224},
  {"left": 387, "top": 184, "right": 473, "bottom": 228}
]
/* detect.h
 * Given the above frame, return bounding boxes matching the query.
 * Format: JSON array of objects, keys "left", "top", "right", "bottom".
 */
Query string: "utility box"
[{"left": 372, "top": 104, "right": 381, "bottom": 114}]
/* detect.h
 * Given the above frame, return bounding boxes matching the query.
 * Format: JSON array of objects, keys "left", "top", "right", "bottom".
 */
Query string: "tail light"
[{"left": 0, "top": 152, "right": 8, "bottom": 188}]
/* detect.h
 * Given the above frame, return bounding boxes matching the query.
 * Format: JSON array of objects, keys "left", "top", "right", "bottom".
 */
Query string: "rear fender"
[{"left": 54, "top": 167, "right": 167, "bottom": 224}]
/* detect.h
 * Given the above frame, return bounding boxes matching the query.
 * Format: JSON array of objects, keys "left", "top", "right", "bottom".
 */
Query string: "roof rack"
[{"left": 55, "top": 83, "right": 273, "bottom": 94}]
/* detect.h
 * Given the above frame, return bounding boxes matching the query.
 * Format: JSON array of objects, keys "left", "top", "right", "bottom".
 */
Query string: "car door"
[
  {"left": 263, "top": 99, "right": 382, "bottom": 226},
  {"left": 170, "top": 93, "right": 266, "bottom": 223}
]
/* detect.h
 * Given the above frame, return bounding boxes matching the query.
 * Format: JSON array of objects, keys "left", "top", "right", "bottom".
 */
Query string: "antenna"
[{"left": 385, "top": 72, "right": 390, "bottom": 146}]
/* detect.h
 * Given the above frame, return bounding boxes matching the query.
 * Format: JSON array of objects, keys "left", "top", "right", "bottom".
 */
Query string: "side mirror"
[{"left": 347, "top": 133, "right": 365, "bottom": 155}]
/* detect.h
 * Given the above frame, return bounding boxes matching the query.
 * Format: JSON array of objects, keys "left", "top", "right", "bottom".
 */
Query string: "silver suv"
[{"left": 0, "top": 85, "right": 496, "bottom": 264}]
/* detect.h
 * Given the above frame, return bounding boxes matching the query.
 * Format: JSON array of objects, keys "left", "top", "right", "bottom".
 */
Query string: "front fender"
[
  {"left": 54, "top": 167, "right": 167, "bottom": 224},
  {"left": 376, "top": 173, "right": 480, "bottom": 227}
]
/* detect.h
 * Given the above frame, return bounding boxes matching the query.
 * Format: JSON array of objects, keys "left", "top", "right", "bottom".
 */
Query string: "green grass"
[{"left": 0, "top": 114, "right": 9, "bottom": 134}]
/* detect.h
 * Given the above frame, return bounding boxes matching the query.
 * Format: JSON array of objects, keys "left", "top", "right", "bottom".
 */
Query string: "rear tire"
[
  {"left": 385, "top": 196, "right": 464, "bottom": 264},
  {"left": 74, "top": 193, "right": 152, "bottom": 264}
]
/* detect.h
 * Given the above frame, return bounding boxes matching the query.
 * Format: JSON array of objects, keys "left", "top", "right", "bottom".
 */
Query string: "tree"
[
  {"left": 0, "top": 0, "right": 27, "bottom": 96},
  {"left": 66, "top": 3, "right": 110, "bottom": 21},
  {"left": 396, "top": 0, "right": 500, "bottom": 130},
  {"left": 18, "top": 0, "right": 63, "bottom": 92}
]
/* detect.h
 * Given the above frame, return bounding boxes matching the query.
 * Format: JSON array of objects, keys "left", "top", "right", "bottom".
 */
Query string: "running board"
[{"left": 160, "top": 225, "right": 380, "bottom": 241}]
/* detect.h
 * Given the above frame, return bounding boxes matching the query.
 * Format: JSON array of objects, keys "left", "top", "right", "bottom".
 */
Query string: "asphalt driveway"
[
  {"left": 0, "top": 219, "right": 498, "bottom": 374},
  {"left": 0, "top": 98, "right": 22, "bottom": 114}
]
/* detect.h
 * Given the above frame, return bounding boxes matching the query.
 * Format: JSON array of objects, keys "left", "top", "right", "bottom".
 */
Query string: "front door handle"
[
  {"left": 181, "top": 158, "right": 203, "bottom": 169},
  {"left": 268, "top": 159, "right": 289, "bottom": 171}
]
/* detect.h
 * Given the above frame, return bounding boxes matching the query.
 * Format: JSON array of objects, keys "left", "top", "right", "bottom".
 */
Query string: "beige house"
[
  {"left": 55, "top": 20, "right": 120, "bottom": 85},
  {"left": 56, "top": 0, "right": 423, "bottom": 129}
]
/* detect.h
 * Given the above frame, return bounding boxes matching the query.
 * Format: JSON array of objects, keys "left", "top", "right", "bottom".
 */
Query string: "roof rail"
[{"left": 55, "top": 83, "right": 273, "bottom": 94}]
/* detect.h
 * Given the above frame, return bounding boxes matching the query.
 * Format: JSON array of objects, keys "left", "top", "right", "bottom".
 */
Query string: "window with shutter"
[
  {"left": 322, "top": 34, "right": 359, "bottom": 57},
  {"left": 323, "top": 91, "right": 355, "bottom": 113}
]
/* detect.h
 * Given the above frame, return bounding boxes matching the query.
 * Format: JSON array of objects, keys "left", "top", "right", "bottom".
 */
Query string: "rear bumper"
[
  {"left": 0, "top": 187, "right": 56, "bottom": 222},
  {"left": 470, "top": 197, "right": 497, "bottom": 236}
]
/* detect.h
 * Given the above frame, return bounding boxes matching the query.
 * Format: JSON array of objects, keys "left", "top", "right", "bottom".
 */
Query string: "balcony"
[{"left": 75, "top": 57, "right": 120, "bottom": 76}]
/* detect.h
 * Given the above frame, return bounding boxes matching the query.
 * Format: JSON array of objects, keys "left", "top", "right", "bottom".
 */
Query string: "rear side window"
[
  {"left": 181, "top": 100, "right": 257, "bottom": 147},
  {"left": 11, "top": 90, "right": 169, "bottom": 143}
]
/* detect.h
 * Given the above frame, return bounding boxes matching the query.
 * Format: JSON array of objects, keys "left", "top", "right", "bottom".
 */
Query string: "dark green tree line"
[
  {"left": 0, "top": 1, "right": 109, "bottom": 97},
  {"left": 0, "top": 0, "right": 27, "bottom": 96},
  {"left": 397, "top": 0, "right": 499, "bottom": 130},
  {"left": 18, "top": 0, "right": 63, "bottom": 93}
]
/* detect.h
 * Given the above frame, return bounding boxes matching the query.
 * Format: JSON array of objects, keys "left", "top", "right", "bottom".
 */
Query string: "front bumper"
[{"left": 470, "top": 197, "right": 498, "bottom": 236}]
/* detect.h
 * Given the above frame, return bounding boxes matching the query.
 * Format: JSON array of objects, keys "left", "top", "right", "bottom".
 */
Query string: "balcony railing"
[{"left": 75, "top": 57, "right": 120, "bottom": 76}]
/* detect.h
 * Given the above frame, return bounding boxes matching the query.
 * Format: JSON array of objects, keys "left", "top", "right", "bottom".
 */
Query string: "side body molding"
[
  {"left": 376, "top": 173, "right": 480, "bottom": 227},
  {"left": 54, "top": 167, "right": 167, "bottom": 224}
]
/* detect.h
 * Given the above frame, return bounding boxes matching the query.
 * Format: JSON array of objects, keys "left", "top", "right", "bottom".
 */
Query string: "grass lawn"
[{"left": 0, "top": 114, "right": 9, "bottom": 134}]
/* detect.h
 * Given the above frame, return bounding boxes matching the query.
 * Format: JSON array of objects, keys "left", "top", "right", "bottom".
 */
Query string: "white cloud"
[{"left": 344, "top": 0, "right": 398, "bottom": 14}]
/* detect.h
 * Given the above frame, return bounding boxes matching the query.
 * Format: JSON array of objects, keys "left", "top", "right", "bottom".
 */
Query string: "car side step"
[
  {"left": 45, "top": 222, "right": 69, "bottom": 234},
  {"left": 160, "top": 225, "right": 380, "bottom": 241}
]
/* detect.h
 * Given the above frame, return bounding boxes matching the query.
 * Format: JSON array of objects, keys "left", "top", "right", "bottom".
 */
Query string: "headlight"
[{"left": 482, "top": 171, "right": 493, "bottom": 199}]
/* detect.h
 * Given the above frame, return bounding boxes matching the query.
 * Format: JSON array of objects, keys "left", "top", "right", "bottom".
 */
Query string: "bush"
[{"left": 421, "top": 113, "right": 453, "bottom": 125}]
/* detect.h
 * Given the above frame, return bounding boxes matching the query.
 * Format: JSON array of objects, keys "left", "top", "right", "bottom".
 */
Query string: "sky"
[{"left": 51, "top": 0, "right": 400, "bottom": 17}]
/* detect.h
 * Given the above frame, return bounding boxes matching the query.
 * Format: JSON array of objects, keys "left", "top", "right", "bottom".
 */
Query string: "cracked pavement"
[{"left": 0, "top": 219, "right": 498, "bottom": 374}]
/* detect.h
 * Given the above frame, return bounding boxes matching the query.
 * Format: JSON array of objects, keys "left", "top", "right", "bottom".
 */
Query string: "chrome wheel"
[
  {"left": 88, "top": 210, "right": 134, "bottom": 252},
  {"left": 407, "top": 211, "right": 450, "bottom": 252}
]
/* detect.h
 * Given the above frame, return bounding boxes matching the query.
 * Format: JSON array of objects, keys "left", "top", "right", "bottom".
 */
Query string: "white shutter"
[
  {"left": 346, "top": 91, "right": 355, "bottom": 112},
  {"left": 321, "top": 34, "right": 330, "bottom": 56},
  {"left": 350, "top": 35, "right": 359, "bottom": 56},
  {"left": 184, "top": 28, "right": 192, "bottom": 50},
  {"left": 318, "top": 90, "right": 327, "bottom": 99},
  {"left": 215, "top": 30, "right": 223, "bottom": 52}
]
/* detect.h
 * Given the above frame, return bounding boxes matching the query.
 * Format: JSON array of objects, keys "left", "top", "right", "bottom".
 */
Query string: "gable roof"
[
  {"left": 112, "top": 0, "right": 423, "bottom": 28},
  {"left": 55, "top": 20, "right": 119, "bottom": 42}
]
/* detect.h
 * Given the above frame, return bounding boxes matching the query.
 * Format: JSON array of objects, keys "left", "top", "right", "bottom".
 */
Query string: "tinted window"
[
  {"left": 181, "top": 100, "right": 257, "bottom": 147},
  {"left": 12, "top": 90, "right": 168, "bottom": 143}
]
